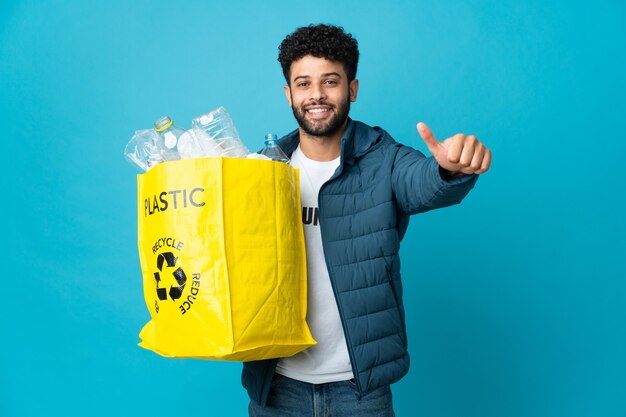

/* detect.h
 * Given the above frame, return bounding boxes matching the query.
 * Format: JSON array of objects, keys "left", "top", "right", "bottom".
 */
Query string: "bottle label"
[
  {"left": 164, "top": 132, "right": 177, "bottom": 149},
  {"left": 199, "top": 113, "right": 214, "bottom": 125}
]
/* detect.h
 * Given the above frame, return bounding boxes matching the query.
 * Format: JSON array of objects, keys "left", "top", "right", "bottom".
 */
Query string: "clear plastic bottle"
[
  {"left": 260, "top": 133, "right": 289, "bottom": 163},
  {"left": 177, "top": 128, "right": 222, "bottom": 159},
  {"left": 154, "top": 116, "right": 190, "bottom": 161},
  {"left": 191, "top": 107, "right": 249, "bottom": 158},
  {"left": 183, "top": 128, "right": 222, "bottom": 157},
  {"left": 124, "top": 129, "right": 164, "bottom": 172}
]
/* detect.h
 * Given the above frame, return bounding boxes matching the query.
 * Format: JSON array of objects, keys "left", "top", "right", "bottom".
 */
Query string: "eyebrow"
[{"left": 293, "top": 72, "right": 342, "bottom": 82}]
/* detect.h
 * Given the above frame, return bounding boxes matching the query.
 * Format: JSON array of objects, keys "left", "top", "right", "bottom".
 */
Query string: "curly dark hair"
[{"left": 278, "top": 24, "right": 359, "bottom": 83}]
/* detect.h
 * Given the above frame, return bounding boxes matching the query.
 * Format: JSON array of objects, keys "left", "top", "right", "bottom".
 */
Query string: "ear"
[
  {"left": 283, "top": 85, "right": 292, "bottom": 107},
  {"left": 349, "top": 79, "right": 359, "bottom": 102}
]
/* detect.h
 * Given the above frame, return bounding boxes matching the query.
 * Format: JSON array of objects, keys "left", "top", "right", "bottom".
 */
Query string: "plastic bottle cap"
[{"left": 155, "top": 116, "right": 173, "bottom": 132}]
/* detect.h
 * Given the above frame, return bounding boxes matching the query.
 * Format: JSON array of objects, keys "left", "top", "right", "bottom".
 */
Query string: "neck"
[{"left": 298, "top": 120, "right": 347, "bottom": 161}]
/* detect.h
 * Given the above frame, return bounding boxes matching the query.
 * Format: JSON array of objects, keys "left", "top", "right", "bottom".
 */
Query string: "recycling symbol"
[{"left": 154, "top": 252, "right": 187, "bottom": 301}]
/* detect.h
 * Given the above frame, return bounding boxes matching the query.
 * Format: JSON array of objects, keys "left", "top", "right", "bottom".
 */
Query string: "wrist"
[{"left": 438, "top": 166, "right": 465, "bottom": 181}]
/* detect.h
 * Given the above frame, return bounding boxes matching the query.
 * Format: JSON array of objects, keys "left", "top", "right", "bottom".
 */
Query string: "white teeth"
[{"left": 307, "top": 108, "right": 329, "bottom": 113}]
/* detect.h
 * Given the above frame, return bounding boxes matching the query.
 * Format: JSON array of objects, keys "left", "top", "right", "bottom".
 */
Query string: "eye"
[
  {"left": 324, "top": 79, "right": 338, "bottom": 85},
  {"left": 296, "top": 81, "right": 309, "bottom": 88}
]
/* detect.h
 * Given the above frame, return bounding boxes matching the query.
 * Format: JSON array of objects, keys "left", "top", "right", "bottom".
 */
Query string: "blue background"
[{"left": 2, "top": 1, "right": 625, "bottom": 416}]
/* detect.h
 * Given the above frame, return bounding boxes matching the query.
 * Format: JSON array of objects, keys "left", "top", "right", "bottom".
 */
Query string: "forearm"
[{"left": 393, "top": 153, "right": 478, "bottom": 215}]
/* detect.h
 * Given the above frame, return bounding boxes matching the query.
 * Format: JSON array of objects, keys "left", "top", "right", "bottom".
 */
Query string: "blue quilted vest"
[{"left": 242, "top": 119, "right": 478, "bottom": 405}]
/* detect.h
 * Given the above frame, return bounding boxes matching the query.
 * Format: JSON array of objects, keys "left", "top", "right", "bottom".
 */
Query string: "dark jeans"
[{"left": 248, "top": 373, "right": 395, "bottom": 417}]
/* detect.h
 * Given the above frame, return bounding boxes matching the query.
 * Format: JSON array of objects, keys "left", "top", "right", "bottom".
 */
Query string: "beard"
[{"left": 291, "top": 96, "right": 351, "bottom": 137}]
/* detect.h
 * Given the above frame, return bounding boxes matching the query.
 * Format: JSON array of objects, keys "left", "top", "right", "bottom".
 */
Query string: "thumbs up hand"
[{"left": 417, "top": 122, "right": 491, "bottom": 177}]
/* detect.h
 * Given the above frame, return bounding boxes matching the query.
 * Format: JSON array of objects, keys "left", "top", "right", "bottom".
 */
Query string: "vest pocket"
[{"left": 384, "top": 256, "right": 408, "bottom": 350}]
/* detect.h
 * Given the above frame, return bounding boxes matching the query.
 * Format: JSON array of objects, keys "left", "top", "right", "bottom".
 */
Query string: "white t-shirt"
[{"left": 275, "top": 144, "right": 354, "bottom": 384}]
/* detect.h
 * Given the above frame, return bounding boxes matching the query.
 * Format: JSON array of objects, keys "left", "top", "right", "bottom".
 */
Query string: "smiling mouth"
[{"left": 305, "top": 106, "right": 333, "bottom": 116}]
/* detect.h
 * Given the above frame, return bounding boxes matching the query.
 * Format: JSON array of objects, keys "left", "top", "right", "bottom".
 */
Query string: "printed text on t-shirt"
[{"left": 302, "top": 207, "right": 319, "bottom": 226}]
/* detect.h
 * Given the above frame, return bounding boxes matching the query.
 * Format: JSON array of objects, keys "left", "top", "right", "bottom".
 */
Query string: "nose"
[{"left": 309, "top": 82, "right": 326, "bottom": 102}]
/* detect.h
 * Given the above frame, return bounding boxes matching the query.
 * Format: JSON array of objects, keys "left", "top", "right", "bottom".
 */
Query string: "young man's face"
[{"left": 284, "top": 55, "right": 359, "bottom": 137}]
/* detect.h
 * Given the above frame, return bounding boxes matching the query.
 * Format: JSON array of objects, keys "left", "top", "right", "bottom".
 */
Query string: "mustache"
[{"left": 302, "top": 101, "right": 335, "bottom": 110}]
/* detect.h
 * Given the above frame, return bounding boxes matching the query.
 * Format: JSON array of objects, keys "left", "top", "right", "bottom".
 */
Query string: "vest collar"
[{"left": 278, "top": 118, "right": 383, "bottom": 167}]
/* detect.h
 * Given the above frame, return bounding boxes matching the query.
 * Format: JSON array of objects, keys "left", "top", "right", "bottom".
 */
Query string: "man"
[{"left": 244, "top": 24, "right": 491, "bottom": 416}]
